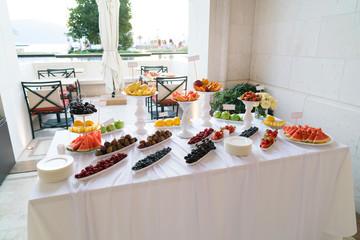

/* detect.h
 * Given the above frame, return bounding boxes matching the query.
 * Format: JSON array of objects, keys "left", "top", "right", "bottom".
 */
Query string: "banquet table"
[{"left": 28, "top": 118, "right": 357, "bottom": 240}]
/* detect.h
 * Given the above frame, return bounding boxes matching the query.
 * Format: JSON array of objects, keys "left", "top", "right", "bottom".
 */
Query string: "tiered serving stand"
[
  {"left": 177, "top": 100, "right": 197, "bottom": 139},
  {"left": 198, "top": 91, "right": 216, "bottom": 127}
]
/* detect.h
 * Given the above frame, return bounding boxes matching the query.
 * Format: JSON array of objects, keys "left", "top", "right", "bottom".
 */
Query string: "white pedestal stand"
[
  {"left": 240, "top": 100, "right": 258, "bottom": 130},
  {"left": 199, "top": 92, "right": 215, "bottom": 127},
  {"left": 125, "top": 94, "right": 149, "bottom": 135},
  {"left": 177, "top": 101, "right": 196, "bottom": 139}
]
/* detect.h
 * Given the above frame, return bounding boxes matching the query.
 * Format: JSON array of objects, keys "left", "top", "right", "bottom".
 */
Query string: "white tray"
[
  {"left": 186, "top": 149, "right": 215, "bottom": 165},
  {"left": 101, "top": 128, "right": 124, "bottom": 137},
  {"left": 72, "top": 113, "right": 95, "bottom": 117},
  {"left": 212, "top": 117, "right": 244, "bottom": 124},
  {"left": 279, "top": 130, "right": 333, "bottom": 146},
  {"left": 132, "top": 150, "right": 171, "bottom": 173},
  {"left": 66, "top": 147, "right": 99, "bottom": 153},
  {"left": 154, "top": 125, "right": 181, "bottom": 129},
  {"left": 95, "top": 141, "right": 136, "bottom": 159},
  {"left": 77, "top": 155, "right": 128, "bottom": 181},
  {"left": 211, "top": 131, "right": 237, "bottom": 142},
  {"left": 137, "top": 136, "right": 172, "bottom": 151},
  {"left": 260, "top": 140, "right": 276, "bottom": 151}
]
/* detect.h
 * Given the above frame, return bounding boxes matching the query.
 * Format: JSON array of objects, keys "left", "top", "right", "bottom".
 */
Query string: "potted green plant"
[{"left": 211, "top": 83, "right": 257, "bottom": 114}]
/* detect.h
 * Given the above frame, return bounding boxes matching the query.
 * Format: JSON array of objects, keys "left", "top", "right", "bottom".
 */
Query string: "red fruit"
[
  {"left": 193, "top": 80, "right": 203, "bottom": 87},
  {"left": 213, "top": 136, "right": 219, "bottom": 140}
]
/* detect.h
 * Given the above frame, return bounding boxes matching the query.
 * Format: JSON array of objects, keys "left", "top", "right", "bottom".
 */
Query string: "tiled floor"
[{"left": 0, "top": 97, "right": 358, "bottom": 239}]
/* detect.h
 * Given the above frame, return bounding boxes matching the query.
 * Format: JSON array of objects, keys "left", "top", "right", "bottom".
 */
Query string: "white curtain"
[{"left": 96, "top": 0, "right": 123, "bottom": 93}]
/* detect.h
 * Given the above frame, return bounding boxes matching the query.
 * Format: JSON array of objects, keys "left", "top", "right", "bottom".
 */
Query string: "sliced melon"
[
  {"left": 313, "top": 128, "right": 331, "bottom": 144},
  {"left": 305, "top": 130, "right": 317, "bottom": 143},
  {"left": 290, "top": 129, "right": 302, "bottom": 142}
]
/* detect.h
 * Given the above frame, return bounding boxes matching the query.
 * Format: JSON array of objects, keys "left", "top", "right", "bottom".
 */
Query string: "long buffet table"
[{"left": 28, "top": 118, "right": 357, "bottom": 240}]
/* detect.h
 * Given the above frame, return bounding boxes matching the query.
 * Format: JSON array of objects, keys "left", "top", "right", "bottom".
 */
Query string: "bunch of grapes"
[{"left": 70, "top": 101, "right": 97, "bottom": 114}]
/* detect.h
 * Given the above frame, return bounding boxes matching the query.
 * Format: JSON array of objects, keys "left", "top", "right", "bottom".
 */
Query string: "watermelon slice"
[
  {"left": 93, "top": 130, "right": 101, "bottom": 143},
  {"left": 77, "top": 136, "right": 91, "bottom": 152},
  {"left": 67, "top": 137, "right": 84, "bottom": 151},
  {"left": 301, "top": 130, "right": 310, "bottom": 142},
  {"left": 92, "top": 134, "right": 102, "bottom": 148},
  {"left": 290, "top": 129, "right": 302, "bottom": 142},
  {"left": 87, "top": 135, "right": 94, "bottom": 150},
  {"left": 313, "top": 128, "right": 330, "bottom": 144},
  {"left": 305, "top": 129, "right": 317, "bottom": 143},
  {"left": 286, "top": 127, "right": 298, "bottom": 138}
]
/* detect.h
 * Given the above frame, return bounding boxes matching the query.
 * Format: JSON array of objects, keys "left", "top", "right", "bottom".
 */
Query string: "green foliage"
[
  {"left": 67, "top": 0, "right": 133, "bottom": 50},
  {"left": 211, "top": 83, "right": 258, "bottom": 114}
]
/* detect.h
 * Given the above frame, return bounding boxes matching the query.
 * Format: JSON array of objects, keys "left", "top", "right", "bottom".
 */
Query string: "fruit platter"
[
  {"left": 137, "top": 130, "right": 172, "bottom": 150},
  {"left": 193, "top": 78, "right": 222, "bottom": 92},
  {"left": 260, "top": 129, "right": 278, "bottom": 150},
  {"left": 95, "top": 134, "right": 137, "bottom": 158},
  {"left": 123, "top": 81, "right": 157, "bottom": 96},
  {"left": 172, "top": 90, "right": 200, "bottom": 102},
  {"left": 100, "top": 120, "right": 125, "bottom": 136},
  {"left": 70, "top": 101, "right": 98, "bottom": 115},
  {"left": 263, "top": 116, "right": 286, "bottom": 129},
  {"left": 239, "top": 91, "right": 261, "bottom": 102},
  {"left": 66, "top": 130, "right": 102, "bottom": 153},
  {"left": 154, "top": 117, "right": 181, "bottom": 128},
  {"left": 69, "top": 120, "right": 100, "bottom": 133},
  {"left": 75, "top": 152, "right": 128, "bottom": 180},
  {"left": 212, "top": 110, "right": 243, "bottom": 123},
  {"left": 280, "top": 125, "right": 333, "bottom": 145},
  {"left": 132, "top": 147, "right": 172, "bottom": 172},
  {"left": 185, "top": 139, "right": 216, "bottom": 165},
  {"left": 188, "top": 128, "right": 214, "bottom": 145},
  {"left": 239, "top": 126, "right": 259, "bottom": 138},
  {"left": 211, "top": 125, "right": 236, "bottom": 142}
]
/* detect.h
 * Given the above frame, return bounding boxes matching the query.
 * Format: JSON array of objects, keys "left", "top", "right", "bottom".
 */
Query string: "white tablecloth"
[{"left": 28, "top": 118, "right": 357, "bottom": 240}]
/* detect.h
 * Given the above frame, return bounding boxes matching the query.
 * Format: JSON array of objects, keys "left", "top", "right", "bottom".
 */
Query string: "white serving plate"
[
  {"left": 132, "top": 150, "right": 171, "bottom": 173},
  {"left": 137, "top": 136, "right": 172, "bottom": 151},
  {"left": 76, "top": 155, "right": 128, "bottom": 181},
  {"left": 211, "top": 117, "right": 244, "bottom": 124},
  {"left": 154, "top": 125, "right": 181, "bottom": 129},
  {"left": 186, "top": 150, "right": 215, "bottom": 165},
  {"left": 260, "top": 141, "right": 276, "bottom": 151},
  {"left": 101, "top": 128, "right": 124, "bottom": 137},
  {"left": 69, "top": 127, "right": 100, "bottom": 135},
  {"left": 279, "top": 130, "right": 334, "bottom": 146},
  {"left": 37, "top": 155, "right": 74, "bottom": 182},
  {"left": 95, "top": 141, "right": 136, "bottom": 159},
  {"left": 72, "top": 113, "right": 95, "bottom": 117},
  {"left": 66, "top": 146, "right": 99, "bottom": 153}
]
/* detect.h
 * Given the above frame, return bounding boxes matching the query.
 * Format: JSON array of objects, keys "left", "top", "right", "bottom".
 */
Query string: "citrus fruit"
[
  {"left": 154, "top": 119, "right": 165, "bottom": 127},
  {"left": 165, "top": 119, "right": 173, "bottom": 126},
  {"left": 85, "top": 120, "right": 94, "bottom": 127},
  {"left": 73, "top": 120, "right": 84, "bottom": 127},
  {"left": 265, "top": 116, "right": 275, "bottom": 122},
  {"left": 173, "top": 117, "right": 180, "bottom": 126}
]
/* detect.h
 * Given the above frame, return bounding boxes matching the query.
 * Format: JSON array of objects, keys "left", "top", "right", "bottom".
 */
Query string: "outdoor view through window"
[{"left": 7, "top": 0, "right": 189, "bottom": 61}]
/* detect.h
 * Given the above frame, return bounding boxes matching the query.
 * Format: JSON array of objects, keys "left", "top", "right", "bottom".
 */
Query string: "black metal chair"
[
  {"left": 148, "top": 76, "right": 187, "bottom": 120},
  {"left": 21, "top": 81, "right": 73, "bottom": 139},
  {"left": 140, "top": 66, "right": 168, "bottom": 84},
  {"left": 38, "top": 68, "right": 81, "bottom": 100}
]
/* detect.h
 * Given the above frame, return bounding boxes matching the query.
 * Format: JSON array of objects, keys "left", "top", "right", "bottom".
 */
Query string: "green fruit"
[
  {"left": 221, "top": 111, "right": 230, "bottom": 120},
  {"left": 230, "top": 114, "right": 241, "bottom": 121},
  {"left": 100, "top": 125, "right": 107, "bottom": 134},
  {"left": 114, "top": 120, "right": 124, "bottom": 129},
  {"left": 106, "top": 124, "right": 116, "bottom": 132},
  {"left": 213, "top": 110, "right": 221, "bottom": 118}
]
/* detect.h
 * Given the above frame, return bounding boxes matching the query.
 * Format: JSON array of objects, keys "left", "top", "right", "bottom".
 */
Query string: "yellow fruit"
[
  {"left": 140, "top": 84, "right": 149, "bottom": 90},
  {"left": 165, "top": 119, "right": 173, "bottom": 126},
  {"left": 93, "top": 122, "right": 99, "bottom": 130},
  {"left": 73, "top": 120, "right": 84, "bottom": 127},
  {"left": 265, "top": 116, "right": 275, "bottom": 122},
  {"left": 173, "top": 117, "right": 180, "bottom": 126},
  {"left": 76, "top": 126, "right": 84, "bottom": 133},
  {"left": 85, "top": 120, "right": 94, "bottom": 127},
  {"left": 154, "top": 119, "right": 165, "bottom": 127}
]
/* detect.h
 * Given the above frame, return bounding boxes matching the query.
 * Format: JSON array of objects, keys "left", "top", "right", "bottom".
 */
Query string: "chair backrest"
[
  {"left": 37, "top": 68, "right": 76, "bottom": 79},
  {"left": 48, "top": 68, "right": 76, "bottom": 78},
  {"left": 156, "top": 76, "right": 187, "bottom": 102},
  {"left": 21, "top": 81, "right": 66, "bottom": 112},
  {"left": 141, "top": 66, "right": 168, "bottom": 75}
]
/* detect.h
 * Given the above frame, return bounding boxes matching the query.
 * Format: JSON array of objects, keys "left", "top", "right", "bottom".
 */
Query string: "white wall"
[
  {"left": 0, "top": 0, "right": 32, "bottom": 159},
  {"left": 249, "top": 0, "right": 360, "bottom": 212}
]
